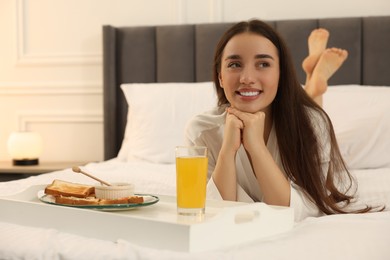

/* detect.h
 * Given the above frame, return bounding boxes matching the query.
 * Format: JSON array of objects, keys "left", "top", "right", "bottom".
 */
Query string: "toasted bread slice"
[
  {"left": 45, "top": 179, "right": 95, "bottom": 198},
  {"left": 99, "top": 197, "right": 129, "bottom": 205},
  {"left": 99, "top": 196, "right": 144, "bottom": 205},
  {"left": 128, "top": 196, "right": 144, "bottom": 204},
  {"left": 56, "top": 195, "right": 99, "bottom": 205},
  {"left": 55, "top": 196, "right": 143, "bottom": 205},
  {"left": 55, "top": 195, "right": 144, "bottom": 206},
  {"left": 98, "top": 196, "right": 144, "bottom": 205}
]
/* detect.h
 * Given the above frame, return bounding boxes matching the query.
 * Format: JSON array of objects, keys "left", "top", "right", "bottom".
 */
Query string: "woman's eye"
[
  {"left": 257, "top": 62, "right": 270, "bottom": 68},
  {"left": 227, "top": 62, "right": 240, "bottom": 68}
]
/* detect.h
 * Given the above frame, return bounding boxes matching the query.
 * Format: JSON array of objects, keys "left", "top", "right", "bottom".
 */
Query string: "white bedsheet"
[
  {"left": 0, "top": 159, "right": 390, "bottom": 260},
  {"left": 0, "top": 159, "right": 178, "bottom": 197}
]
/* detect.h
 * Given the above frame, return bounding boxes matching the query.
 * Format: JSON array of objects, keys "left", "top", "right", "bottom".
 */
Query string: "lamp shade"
[{"left": 7, "top": 131, "right": 43, "bottom": 165}]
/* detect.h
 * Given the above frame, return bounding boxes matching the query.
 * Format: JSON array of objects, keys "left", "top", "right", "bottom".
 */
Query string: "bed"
[{"left": 1, "top": 16, "right": 390, "bottom": 259}]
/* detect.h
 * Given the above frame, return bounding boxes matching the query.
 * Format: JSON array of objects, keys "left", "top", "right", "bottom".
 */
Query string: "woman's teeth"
[{"left": 238, "top": 91, "right": 260, "bottom": 97}]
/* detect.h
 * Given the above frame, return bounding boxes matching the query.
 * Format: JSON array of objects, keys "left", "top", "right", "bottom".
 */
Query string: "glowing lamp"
[{"left": 7, "top": 132, "right": 43, "bottom": 166}]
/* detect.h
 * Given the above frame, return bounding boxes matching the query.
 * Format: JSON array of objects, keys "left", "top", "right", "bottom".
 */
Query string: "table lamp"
[{"left": 7, "top": 131, "right": 43, "bottom": 166}]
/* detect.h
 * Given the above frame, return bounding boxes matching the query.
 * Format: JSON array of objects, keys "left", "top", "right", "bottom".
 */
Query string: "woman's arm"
[
  {"left": 249, "top": 145, "right": 291, "bottom": 206},
  {"left": 211, "top": 111, "right": 243, "bottom": 201},
  {"left": 227, "top": 107, "right": 290, "bottom": 206},
  {"left": 212, "top": 146, "right": 237, "bottom": 201}
]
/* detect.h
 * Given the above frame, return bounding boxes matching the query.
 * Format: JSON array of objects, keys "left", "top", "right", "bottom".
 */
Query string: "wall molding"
[
  {"left": 0, "top": 81, "right": 102, "bottom": 95},
  {"left": 180, "top": 0, "right": 224, "bottom": 23},
  {"left": 16, "top": 0, "right": 102, "bottom": 66},
  {"left": 14, "top": 0, "right": 224, "bottom": 67},
  {"left": 16, "top": 111, "right": 103, "bottom": 131},
  {"left": 176, "top": 0, "right": 186, "bottom": 23},
  {"left": 209, "top": 0, "right": 224, "bottom": 22}
]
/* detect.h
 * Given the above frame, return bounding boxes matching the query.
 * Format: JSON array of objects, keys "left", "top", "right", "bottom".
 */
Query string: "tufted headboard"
[{"left": 103, "top": 16, "right": 390, "bottom": 160}]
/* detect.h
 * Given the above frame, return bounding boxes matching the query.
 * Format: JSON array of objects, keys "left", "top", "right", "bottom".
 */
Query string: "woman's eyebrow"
[
  {"left": 225, "top": 54, "right": 240, "bottom": 60},
  {"left": 225, "top": 54, "right": 274, "bottom": 60},
  {"left": 255, "top": 54, "right": 274, "bottom": 60}
]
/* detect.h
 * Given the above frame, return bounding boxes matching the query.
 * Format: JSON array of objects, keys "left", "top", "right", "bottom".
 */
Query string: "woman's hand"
[
  {"left": 222, "top": 108, "right": 244, "bottom": 154},
  {"left": 212, "top": 108, "right": 244, "bottom": 201},
  {"left": 226, "top": 107, "right": 266, "bottom": 154}
]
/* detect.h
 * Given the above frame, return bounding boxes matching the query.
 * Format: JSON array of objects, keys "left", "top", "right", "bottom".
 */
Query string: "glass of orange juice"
[{"left": 175, "top": 146, "right": 208, "bottom": 217}]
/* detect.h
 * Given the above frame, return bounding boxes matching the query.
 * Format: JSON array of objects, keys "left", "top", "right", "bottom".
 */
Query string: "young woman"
[{"left": 185, "top": 19, "right": 370, "bottom": 221}]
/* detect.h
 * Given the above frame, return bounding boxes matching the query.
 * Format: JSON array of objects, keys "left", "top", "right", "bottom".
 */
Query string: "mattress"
[{"left": 0, "top": 159, "right": 389, "bottom": 259}]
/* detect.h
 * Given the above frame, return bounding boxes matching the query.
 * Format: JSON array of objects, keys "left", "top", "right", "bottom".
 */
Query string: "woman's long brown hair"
[{"left": 213, "top": 19, "right": 372, "bottom": 215}]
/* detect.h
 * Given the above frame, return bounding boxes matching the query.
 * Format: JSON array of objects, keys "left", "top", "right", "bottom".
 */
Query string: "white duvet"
[{"left": 0, "top": 159, "right": 390, "bottom": 260}]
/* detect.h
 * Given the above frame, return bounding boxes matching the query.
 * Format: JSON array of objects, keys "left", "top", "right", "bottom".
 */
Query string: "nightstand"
[{"left": 0, "top": 161, "right": 88, "bottom": 182}]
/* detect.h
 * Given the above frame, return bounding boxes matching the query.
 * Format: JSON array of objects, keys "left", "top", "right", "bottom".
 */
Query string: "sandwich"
[
  {"left": 44, "top": 179, "right": 144, "bottom": 205},
  {"left": 45, "top": 179, "right": 95, "bottom": 198},
  {"left": 55, "top": 195, "right": 100, "bottom": 205}
]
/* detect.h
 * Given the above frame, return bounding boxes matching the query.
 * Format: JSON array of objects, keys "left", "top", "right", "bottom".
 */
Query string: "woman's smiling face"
[{"left": 218, "top": 32, "right": 280, "bottom": 114}]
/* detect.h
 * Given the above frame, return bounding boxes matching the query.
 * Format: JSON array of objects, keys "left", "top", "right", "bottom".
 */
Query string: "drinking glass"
[{"left": 175, "top": 146, "right": 208, "bottom": 217}]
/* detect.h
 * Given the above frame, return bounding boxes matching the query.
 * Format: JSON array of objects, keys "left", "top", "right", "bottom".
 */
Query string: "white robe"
[{"left": 185, "top": 106, "right": 331, "bottom": 221}]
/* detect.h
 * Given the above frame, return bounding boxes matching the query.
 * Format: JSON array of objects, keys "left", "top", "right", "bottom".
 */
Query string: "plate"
[{"left": 37, "top": 190, "right": 159, "bottom": 211}]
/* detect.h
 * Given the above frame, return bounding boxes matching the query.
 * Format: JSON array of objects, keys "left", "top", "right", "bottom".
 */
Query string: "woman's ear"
[{"left": 218, "top": 73, "right": 223, "bottom": 88}]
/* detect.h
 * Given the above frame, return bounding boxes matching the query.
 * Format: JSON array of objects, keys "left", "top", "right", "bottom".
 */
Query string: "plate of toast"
[{"left": 38, "top": 179, "right": 159, "bottom": 211}]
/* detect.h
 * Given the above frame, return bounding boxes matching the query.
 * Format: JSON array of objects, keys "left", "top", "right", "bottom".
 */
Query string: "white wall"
[{"left": 1, "top": 0, "right": 389, "bottom": 162}]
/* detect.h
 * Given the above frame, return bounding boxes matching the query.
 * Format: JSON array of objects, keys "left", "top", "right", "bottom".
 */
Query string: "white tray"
[{"left": 0, "top": 185, "right": 294, "bottom": 252}]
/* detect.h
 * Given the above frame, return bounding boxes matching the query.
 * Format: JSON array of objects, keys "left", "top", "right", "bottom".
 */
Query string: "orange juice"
[{"left": 176, "top": 156, "right": 208, "bottom": 209}]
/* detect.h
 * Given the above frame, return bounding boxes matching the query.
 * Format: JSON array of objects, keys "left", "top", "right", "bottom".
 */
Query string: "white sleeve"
[
  {"left": 289, "top": 110, "right": 330, "bottom": 222},
  {"left": 208, "top": 175, "right": 323, "bottom": 221},
  {"left": 206, "top": 177, "right": 254, "bottom": 202},
  {"left": 206, "top": 177, "right": 223, "bottom": 200},
  {"left": 290, "top": 182, "right": 323, "bottom": 222}
]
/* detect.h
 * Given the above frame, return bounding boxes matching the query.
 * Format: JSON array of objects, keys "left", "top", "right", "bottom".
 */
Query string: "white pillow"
[
  {"left": 119, "top": 82, "right": 217, "bottom": 164},
  {"left": 323, "top": 85, "right": 390, "bottom": 169}
]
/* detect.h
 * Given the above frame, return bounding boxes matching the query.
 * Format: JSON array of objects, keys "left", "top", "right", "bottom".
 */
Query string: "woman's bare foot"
[
  {"left": 305, "top": 48, "right": 348, "bottom": 98},
  {"left": 302, "top": 28, "right": 329, "bottom": 75}
]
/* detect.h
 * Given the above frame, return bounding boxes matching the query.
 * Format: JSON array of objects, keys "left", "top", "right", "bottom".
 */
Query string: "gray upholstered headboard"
[{"left": 103, "top": 16, "right": 390, "bottom": 160}]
